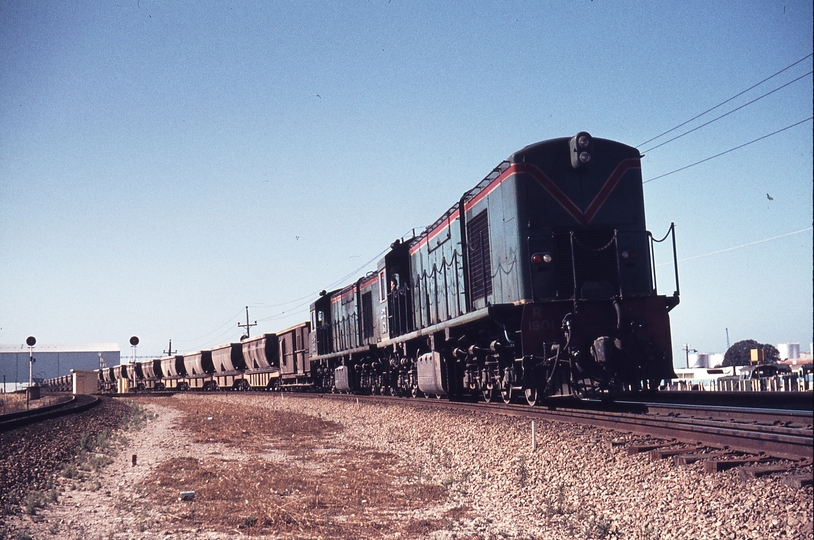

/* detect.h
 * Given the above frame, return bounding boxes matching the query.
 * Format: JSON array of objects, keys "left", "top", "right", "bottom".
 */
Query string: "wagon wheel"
[{"left": 524, "top": 386, "right": 539, "bottom": 407}]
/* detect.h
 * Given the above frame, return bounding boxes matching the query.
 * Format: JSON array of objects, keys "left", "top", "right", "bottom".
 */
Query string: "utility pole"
[
  {"left": 163, "top": 339, "right": 176, "bottom": 356},
  {"left": 238, "top": 306, "right": 257, "bottom": 340},
  {"left": 683, "top": 343, "right": 698, "bottom": 369}
]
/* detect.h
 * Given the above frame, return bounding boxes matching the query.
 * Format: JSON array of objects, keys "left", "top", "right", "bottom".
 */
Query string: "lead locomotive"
[{"left": 309, "top": 132, "right": 679, "bottom": 404}]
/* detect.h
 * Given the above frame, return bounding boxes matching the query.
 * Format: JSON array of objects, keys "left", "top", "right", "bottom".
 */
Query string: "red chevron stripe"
[
  {"left": 582, "top": 158, "right": 641, "bottom": 223},
  {"left": 409, "top": 158, "right": 641, "bottom": 255},
  {"left": 522, "top": 159, "right": 640, "bottom": 225}
]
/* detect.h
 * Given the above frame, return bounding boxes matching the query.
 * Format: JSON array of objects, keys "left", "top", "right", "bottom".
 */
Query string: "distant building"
[
  {"left": 0, "top": 343, "right": 120, "bottom": 384},
  {"left": 777, "top": 343, "right": 801, "bottom": 361}
]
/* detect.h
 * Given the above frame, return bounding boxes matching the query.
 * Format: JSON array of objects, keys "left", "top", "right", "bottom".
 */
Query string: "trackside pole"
[{"left": 532, "top": 420, "right": 537, "bottom": 451}]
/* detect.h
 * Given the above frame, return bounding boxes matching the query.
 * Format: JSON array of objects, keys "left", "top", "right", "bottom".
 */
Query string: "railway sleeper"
[
  {"left": 738, "top": 462, "right": 812, "bottom": 483},
  {"left": 783, "top": 475, "right": 814, "bottom": 489},
  {"left": 650, "top": 444, "right": 707, "bottom": 461},
  {"left": 702, "top": 455, "right": 776, "bottom": 473},
  {"left": 626, "top": 441, "right": 677, "bottom": 456},
  {"left": 672, "top": 449, "right": 739, "bottom": 466}
]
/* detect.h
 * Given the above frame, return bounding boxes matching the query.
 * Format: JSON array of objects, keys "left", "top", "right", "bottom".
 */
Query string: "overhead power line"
[
  {"left": 639, "top": 53, "right": 813, "bottom": 148},
  {"left": 656, "top": 228, "right": 813, "bottom": 267},
  {"left": 174, "top": 308, "right": 244, "bottom": 345},
  {"left": 643, "top": 117, "right": 813, "bottom": 184},
  {"left": 642, "top": 70, "right": 812, "bottom": 154}
]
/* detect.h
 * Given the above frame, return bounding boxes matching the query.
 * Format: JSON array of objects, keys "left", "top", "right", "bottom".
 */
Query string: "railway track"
[
  {"left": 0, "top": 394, "right": 100, "bottom": 432},
  {"left": 120, "top": 388, "right": 812, "bottom": 462},
  {"left": 121, "top": 388, "right": 812, "bottom": 485},
  {"left": 310, "top": 392, "right": 813, "bottom": 463}
]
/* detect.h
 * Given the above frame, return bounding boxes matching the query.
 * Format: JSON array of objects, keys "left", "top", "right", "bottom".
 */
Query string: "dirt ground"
[{"left": 3, "top": 394, "right": 457, "bottom": 540}]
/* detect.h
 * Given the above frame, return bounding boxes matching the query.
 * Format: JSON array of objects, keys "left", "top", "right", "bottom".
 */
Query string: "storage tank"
[
  {"left": 708, "top": 353, "right": 725, "bottom": 368},
  {"left": 688, "top": 353, "right": 709, "bottom": 369},
  {"left": 778, "top": 343, "right": 800, "bottom": 360}
]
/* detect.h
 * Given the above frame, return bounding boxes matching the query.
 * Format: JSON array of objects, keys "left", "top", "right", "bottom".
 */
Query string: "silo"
[
  {"left": 688, "top": 353, "right": 709, "bottom": 368},
  {"left": 778, "top": 343, "right": 800, "bottom": 360},
  {"left": 709, "top": 353, "right": 725, "bottom": 368}
]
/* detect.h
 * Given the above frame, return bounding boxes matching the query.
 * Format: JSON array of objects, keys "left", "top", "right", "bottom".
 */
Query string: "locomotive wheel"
[
  {"left": 482, "top": 385, "right": 496, "bottom": 403},
  {"left": 524, "top": 387, "right": 538, "bottom": 406},
  {"left": 500, "top": 383, "right": 514, "bottom": 404}
]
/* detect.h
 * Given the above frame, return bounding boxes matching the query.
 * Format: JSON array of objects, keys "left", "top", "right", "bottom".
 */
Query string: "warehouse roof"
[{"left": 0, "top": 343, "right": 120, "bottom": 353}]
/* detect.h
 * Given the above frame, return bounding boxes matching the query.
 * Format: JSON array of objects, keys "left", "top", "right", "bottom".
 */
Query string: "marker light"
[
  {"left": 569, "top": 131, "right": 593, "bottom": 169},
  {"left": 532, "top": 253, "right": 552, "bottom": 264}
]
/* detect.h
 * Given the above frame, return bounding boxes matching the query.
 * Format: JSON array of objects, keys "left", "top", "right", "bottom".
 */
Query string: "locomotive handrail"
[{"left": 649, "top": 223, "right": 680, "bottom": 306}]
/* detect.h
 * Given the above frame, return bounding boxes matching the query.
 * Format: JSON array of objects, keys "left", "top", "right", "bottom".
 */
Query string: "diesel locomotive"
[
  {"left": 309, "top": 132, "right": 679, "bottom": 404},
  {"left": 52, "top": 132, "right": 680, "bottom": 404}
]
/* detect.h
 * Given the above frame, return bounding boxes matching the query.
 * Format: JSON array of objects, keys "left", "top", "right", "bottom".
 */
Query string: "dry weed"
[{"left": 136, "top": 396, "right": 454, "bottom": 538}]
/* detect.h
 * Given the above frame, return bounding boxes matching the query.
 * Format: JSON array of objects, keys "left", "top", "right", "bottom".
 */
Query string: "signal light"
[{"left": 569, "top": 131, "right": 592, "bottom": 169}]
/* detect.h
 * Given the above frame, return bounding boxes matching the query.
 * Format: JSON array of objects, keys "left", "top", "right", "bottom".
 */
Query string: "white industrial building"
[{"left": 0, "top": 343, "right": 120, "bottom": 387}]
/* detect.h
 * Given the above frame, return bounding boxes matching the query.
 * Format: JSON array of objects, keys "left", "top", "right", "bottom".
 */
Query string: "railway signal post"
[{"left": 26, "top": 336, "right": 38, "bottom": 406}]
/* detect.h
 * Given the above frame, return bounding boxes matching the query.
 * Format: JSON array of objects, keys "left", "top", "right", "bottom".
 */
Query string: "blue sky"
[{"left": 1, "top": 0, "right": 811, "bottom": 367}]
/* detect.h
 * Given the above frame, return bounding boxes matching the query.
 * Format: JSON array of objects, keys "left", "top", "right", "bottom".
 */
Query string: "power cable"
[
  {"left": 173, "top": 308, "right": 244, "bottom": 345},
  {"left": 656, "top": 228, "right": 812, "bottom": 267},
  {"left": 642, "top": 70, "right": 812, "bottom": 154},
  {"left": 643, "top": 117, "right": 813, "bottom": 184},
  {"left": 638, "top": 53, "right": 813, "bottom": 148}
]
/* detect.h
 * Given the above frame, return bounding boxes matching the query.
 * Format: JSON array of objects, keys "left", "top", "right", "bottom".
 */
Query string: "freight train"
[{"left": 49, "top": 133, "right": 681, "bottom": 405}]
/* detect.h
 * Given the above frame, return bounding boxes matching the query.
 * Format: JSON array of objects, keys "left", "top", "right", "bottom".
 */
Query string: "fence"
[{"left": 663, "top": 374, "right": 813, "bottom": 392}]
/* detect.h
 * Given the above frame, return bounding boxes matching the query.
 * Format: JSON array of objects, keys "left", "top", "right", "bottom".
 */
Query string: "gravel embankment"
[
  {"left": 0, "top": 397, "right": 131, "bottom": 514},
  {"left": 260, "top": 394, "right": 813, "bottom": 540},
  {"left": 2, "top": 393, "right": 812, "bottom": 540}
]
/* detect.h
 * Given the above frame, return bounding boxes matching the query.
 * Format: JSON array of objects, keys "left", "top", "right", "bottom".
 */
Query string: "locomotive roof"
[
  {"left": 408, "top": 136, "right": 640, "bottom": 250},
  {"left": 409, "top": 158, "right": 510, "bottom": 250},
  {"left": 509, "top": 136, "right": 639, "bottom": 163}
]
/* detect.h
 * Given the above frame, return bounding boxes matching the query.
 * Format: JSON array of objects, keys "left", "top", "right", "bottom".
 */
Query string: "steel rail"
[
  {"left": 0, "top": 394, "right": 100, "bottom": 432},
  {"left": 316, "top": 392, "right": 813, "bottom": 460}
]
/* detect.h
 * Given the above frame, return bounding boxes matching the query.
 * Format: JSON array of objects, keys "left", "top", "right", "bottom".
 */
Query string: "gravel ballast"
[{"left": 3, "top": 393, "right": 812, "bottom": 539}]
